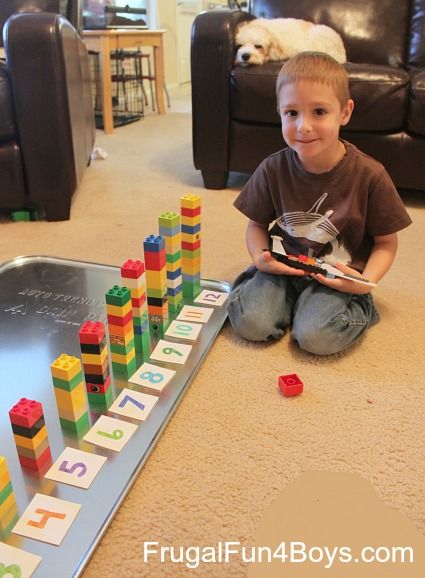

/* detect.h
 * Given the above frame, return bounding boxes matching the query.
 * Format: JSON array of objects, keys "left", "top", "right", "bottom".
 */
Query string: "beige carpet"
[{"left": 1, "top": 86, "right": 425, "bottom": 576}]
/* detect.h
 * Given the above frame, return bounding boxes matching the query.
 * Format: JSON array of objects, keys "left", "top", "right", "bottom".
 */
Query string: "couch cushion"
[
  {"left": 230, "top": 62, "right": 409, "bottom": 132},
  {"left": 0, "top": 62, "right": 16, "bottom": 141},
  {"left": 407, "top": 69, "right": 425, "bottom": 135},
  {"left": 344, "top": 63, "right": 410, "bottom": 132},
  {"left": 250, "top": 0, "right": 410, "bottom": 67}
]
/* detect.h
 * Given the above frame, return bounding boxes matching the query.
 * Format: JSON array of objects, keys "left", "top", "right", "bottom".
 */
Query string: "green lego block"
[
  {"left": 159, "top": 212, "right": 180, "bottom": 228},
  {"left": 105, "top": 285, "right": 131, "bottom": 306},
  {"left": 111, "top": 357, "right": 137, "bottom": 377},
  {"left": 59, "top": 412, "right": 91, "bottom": 437},
  {"left": 110, "top": 338, "right": 135, "bottom": 355},
  {"left": 87, "top": 388, "right": 113, "bottom": 409},
  {"left": 135, "top": 331, "right": 151, "bottom": 359},
  {"left": 52, "top": 370, "right": 84, "bottom": 392},
  {"left": 182, "top": 281, "right": 201, "bottom": 299},
  {"left": 182, "top": 248, "right": 201, "bottom": 259},
  {"left": 11, "top": 210, "right": 30, "bottom": 221},
  {"left": 0, "top": 512, "right": 19, "bottom": 538},
  {"left": 0, "top": 482, "right": 13, "bottom": 505},
  {"left": 166, "top": 251, "right": 182, "bottom": 264}
]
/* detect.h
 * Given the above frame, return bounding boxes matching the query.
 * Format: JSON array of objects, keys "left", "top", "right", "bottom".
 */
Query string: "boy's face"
[{"left": 278, "top": 80, "right": 354, "bottom": 173}]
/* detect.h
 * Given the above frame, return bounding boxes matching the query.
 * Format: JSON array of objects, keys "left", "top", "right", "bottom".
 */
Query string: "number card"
[
  {"left": 83, "top": 415, "right": 137, "bottom": 452},
  {"left": 109, "top": 389, "right": 158, "bottom": 421},
  {"left": 12, "top": 494, "right": 81, "bottom": 546},
  {"left": 45, "top": 447, "right": 107, "bottom": 489},
  {"left": 194, "top": 290, "right": 228, "bottom": 307},
  {"left": 150, "top": 340, "right": 192, "bottom": 365},
  {"left": 177, "top": 305, "right": 214, "bottom": 324},
  {"left": 0, "top": 542, "right": 42, "bottom": 578},
  {"left": 129, "top": 362, "right": 176, "bottom": 392},
  {"left": 165, "top": 320, "right": 202, "bottom": 341}
]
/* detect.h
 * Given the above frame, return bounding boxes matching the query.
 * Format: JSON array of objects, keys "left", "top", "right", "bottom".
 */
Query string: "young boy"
[{"left": 228, "top": 52, "right": 412, "bottom": 355}]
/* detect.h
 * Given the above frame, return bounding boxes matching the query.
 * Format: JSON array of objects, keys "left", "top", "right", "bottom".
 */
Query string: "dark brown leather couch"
[
  {"left": 191, "top": 0, "right": 425, "bottom": 192},
  {"left": 0, "top": 10, "right": 94, "bottom": 220}
]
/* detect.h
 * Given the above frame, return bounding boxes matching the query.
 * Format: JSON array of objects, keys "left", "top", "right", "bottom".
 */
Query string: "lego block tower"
[
  {"left": 106, "top": 285, "right": 137, "bottom": 376},
  {"left": 158, "top": 212, "right": 183, "bottom": 314},
  {"left": 51, "top": 354, "right": 90, "bottom": 436},
  {"left": 180, "top": 194, "right": 201, "bottom": 299},
  {"left": 120, "top": 259, "right": 151, "bottom": 359},
  {"left": 9, "top": 398, "right": 51, "bottom": 471},
  {"left": 79, "top": 320, "right": 113, "bottom": 408},
  {"left": 143, "top": 235, "right": 169, "bottom": 338},
  {"left": 0, "top": 456, "right": 19, "bottom": 536}
]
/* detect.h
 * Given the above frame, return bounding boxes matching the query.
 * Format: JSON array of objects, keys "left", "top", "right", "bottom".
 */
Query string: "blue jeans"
[{"left": 227, "top": 266, "right": 380, "bottom": 355}]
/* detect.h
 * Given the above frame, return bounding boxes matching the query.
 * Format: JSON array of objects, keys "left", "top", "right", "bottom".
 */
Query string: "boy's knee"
[
  {"left": 292, "top": 320, "right": 345, "bottom": 356},
  {"left": 228, "top": 299, "right": 283, "bottom": 342}
]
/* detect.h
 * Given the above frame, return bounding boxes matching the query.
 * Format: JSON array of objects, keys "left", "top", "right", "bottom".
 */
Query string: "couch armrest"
[
  {"left": 191, "top": 9, "right": 253, "bottom": 186},
  {"left": 3, "top": 13, "right": 95, "bottom": 212}
]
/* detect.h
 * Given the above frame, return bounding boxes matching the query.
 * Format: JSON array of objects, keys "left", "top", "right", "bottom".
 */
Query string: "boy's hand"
[
  {"left": 254, "top": 250, "right": 307, "bottom": 276},
  {"left": 311, "top": 262, "right": 373, "bottom": 294}
]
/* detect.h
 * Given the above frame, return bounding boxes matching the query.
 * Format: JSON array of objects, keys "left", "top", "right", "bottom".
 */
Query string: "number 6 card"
[
  {"left": 45, "top": 447, "right": 107, "bottom": 489},
  {"left": 83, "top": 415, "right": 137, "bottom": 452}
]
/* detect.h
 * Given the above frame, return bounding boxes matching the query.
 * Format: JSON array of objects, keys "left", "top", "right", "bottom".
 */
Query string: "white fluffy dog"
[{"left": 235, "top": 18, "right": 346, "bottom": 65}]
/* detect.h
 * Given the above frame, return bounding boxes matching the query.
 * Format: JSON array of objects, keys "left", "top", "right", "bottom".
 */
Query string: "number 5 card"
[{"left": 45, "top": 447, "right": 107, "bottom": 489}]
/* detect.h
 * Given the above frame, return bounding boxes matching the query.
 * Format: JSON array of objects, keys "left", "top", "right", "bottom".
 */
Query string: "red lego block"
[
  {"left": 9, "top": 398, "right": 43, "bottom": 428},
  {"left": 181, "top": 206, "right": 201, "bottom": 218},
  {"left": 144, "top": 250, "right": 166, "bottom": 271},
  {"left": 107, "top": 309, "right": 133, "bottom": 327},
  {"left": 132, "top": 294, "right": 147, "bottom": 307},
  {"left": 121, "top": 259, "right": 145, "bottom": 279},
  {"left": 278, "top": 374, "right": 304, "bottom": 397},
  {"left": 18, "top": 445, "right": 52, "bottom": 471},
  {"left": 86, "top": 376, "right": 111, "bottom": 395},
  {"left": 79, "top": 321, "right": 106, "bottom": 344},
  {"left": 182, "top": 239, "right": 201, "bottom": 251}
]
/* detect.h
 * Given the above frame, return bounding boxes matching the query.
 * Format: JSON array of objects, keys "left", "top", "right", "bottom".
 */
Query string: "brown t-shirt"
[{"left": 234, "top": 141, "right": 412, "bottom": 272}]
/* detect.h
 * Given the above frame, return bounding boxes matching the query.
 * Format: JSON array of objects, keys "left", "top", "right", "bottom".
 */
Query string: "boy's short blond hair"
[{"left": 276, "top": 51, "right": 351, "bottom": 108}]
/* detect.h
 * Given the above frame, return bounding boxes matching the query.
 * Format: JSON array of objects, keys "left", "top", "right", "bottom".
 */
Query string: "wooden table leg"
[
  {"left": 99, "top": 36, "right": 114, "bottom": 134},
  {"left": 153, "top": 42, "right": 165, "bottom": 115}
]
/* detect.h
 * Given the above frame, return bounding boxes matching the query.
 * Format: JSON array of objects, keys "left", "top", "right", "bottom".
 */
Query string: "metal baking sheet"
[{"left": 0, "top": 256, "right": 230, "bottom": 577}]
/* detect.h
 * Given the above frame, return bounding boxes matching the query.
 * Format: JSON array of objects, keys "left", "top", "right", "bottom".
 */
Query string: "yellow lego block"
[
  {"left": 146, "top": 269, "right": 167, "bottom": 291},
  {"left": 13, "top": 426, "right": 48, "bottom": 451},
  {"left": 110, "top": 350, "right": 136, "bottom": 365},
  {"left": 17, "top": 436, "right": 50, "bottom": 460},
  {"left": 0, "top": 456, "right": 10, "bottom": 479},
  {"left": 129, "top": 285, "right": 146, "bottom": 299},
  {"left": 106, "top": 301, "right": 132, "bottom": 317},
  {"left": 181, "top": 194, "right": 201, "bottom": 209},
  {"left": 0, "top": 492, "right": 17, "bottom": 519},
  {"left": 54, "top": 385, "right": 88, "bottom": 421},
  {"left": 0, "top": 471, "right": 10, "bottom": 490},
  {"left": 166, "top": 258, "right": 182, "bottom": 273},
  {"left": 182, "top": 231, "right": 201, "bottom": 243},
  {"left": 181, "top": 214, "right": 201, "bottom": 227},
  {"left": 81, "top": 349, "right": 108, "bottom": 366},
  {"left": 54, "top": 381, "right": 86, "bottom": 409},
  {"left": 51, "top": 354, "right": 82, "bottom": 381}
]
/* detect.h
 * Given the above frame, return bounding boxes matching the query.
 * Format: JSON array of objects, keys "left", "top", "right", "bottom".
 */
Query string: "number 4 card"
[
  {"left": 45, "top": 447, "right": 107, "bottom": 489},
  {"left": 12, "top": 493, "right": 81, "bottom": 546}
]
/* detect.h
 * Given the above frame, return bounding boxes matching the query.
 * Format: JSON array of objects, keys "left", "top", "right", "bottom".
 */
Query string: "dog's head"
[{"left": 234, "top": 20, "right": 274, "bottom": 66}]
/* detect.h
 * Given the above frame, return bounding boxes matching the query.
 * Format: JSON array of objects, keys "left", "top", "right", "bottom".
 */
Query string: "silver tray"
[{"left": 0, "top": 256, "right": 230, "bottom": 577}]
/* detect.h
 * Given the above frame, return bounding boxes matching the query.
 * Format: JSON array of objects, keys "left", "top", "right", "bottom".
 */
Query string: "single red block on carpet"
[{"left": 278, "top": 373, "right": 304, "bottom": 397}]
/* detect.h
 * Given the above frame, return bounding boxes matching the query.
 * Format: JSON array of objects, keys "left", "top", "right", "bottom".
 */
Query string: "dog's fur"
[{"left": 235, "top": 18, "right": 346, "bottom": 65}]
